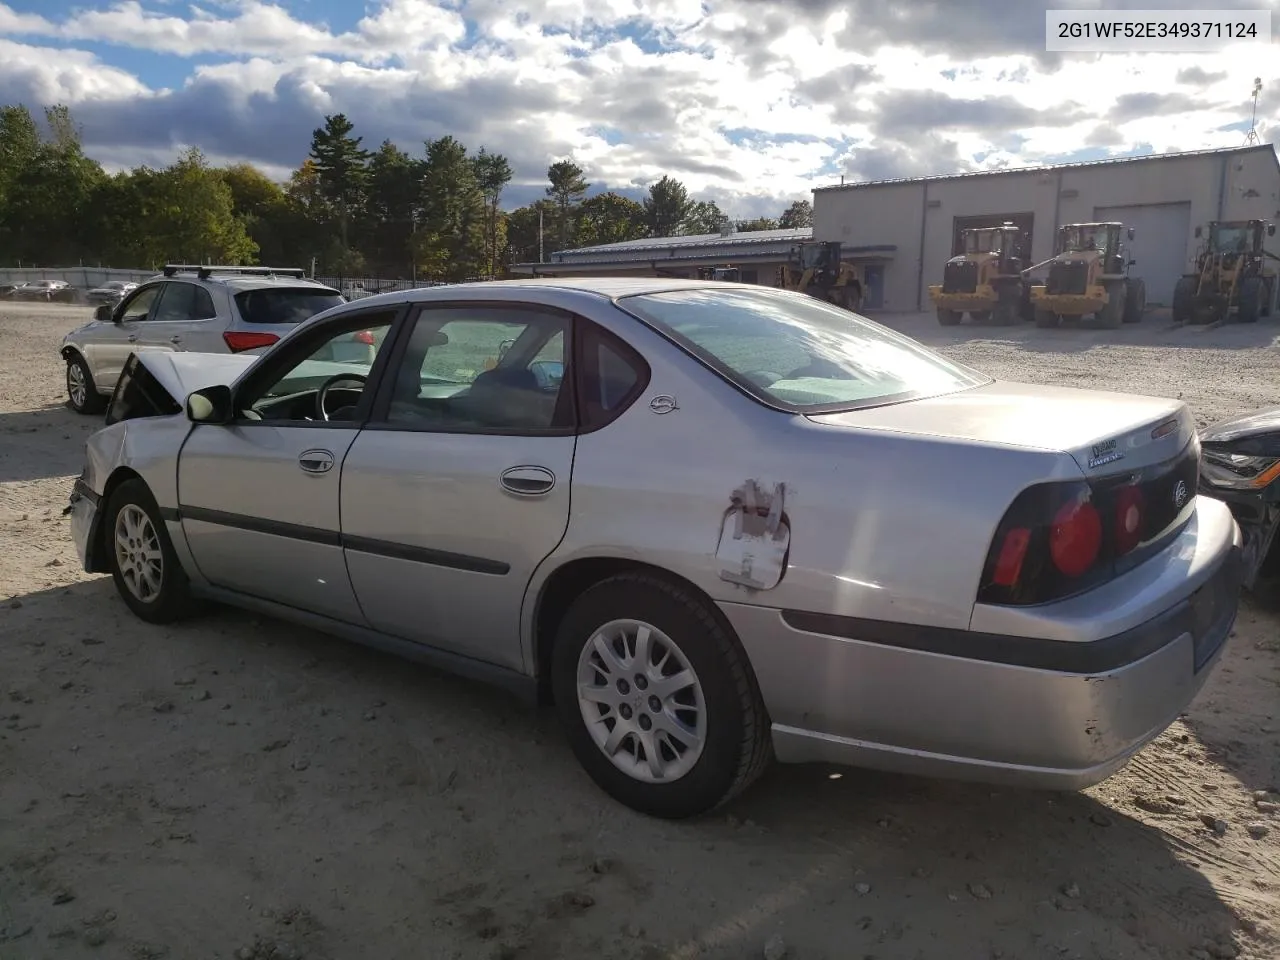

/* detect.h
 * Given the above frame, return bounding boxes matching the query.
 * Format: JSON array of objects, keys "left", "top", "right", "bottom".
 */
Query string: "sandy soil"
[{"left": 1, "top": 301, "right": 1278, "bottom": 960}]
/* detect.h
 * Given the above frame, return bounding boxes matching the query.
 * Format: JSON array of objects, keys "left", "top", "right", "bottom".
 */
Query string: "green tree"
[
  {"left": 307, "top": 113, "right": 371, "bottom": 251},
  {"left": 682, "top": 199, "right": 728, "bottom": 235},
  {"left": 545, "top": 159, "right": 588, "bottom": 251},
  {"left": 736, "top": 216, "right": 780, "bottom": 232},
  {"left": 576, "top": 192, "right": 647, "bottom": 247},
  {"left": 1, "top": 104, "right": 105, "bottom": 264},
  {"left": 473, "top": 148, "right": 513, "bottom": 276},
  {"left": 644, "top": 175, "right": 692, "bottom": 238},
  {"left": 136, "top": 148, "right": 257, "bottom": 266},
  {"left": 502, "top": 200, "right": 553, "bottom": 267},
  {"left": 778, "top": 198, "right": 813, "bottom": 228},
  {"left": 416, "top": 135, "right": 485, "bottom": 281},
  {"left": 0, "top": 105, "right": 40, "bottom": 209},
  {"left": 218, "top": 163, "right": 293, "bottom": 265},
  {"left": 366, "top": 139, "right": 421, "bottom": 277}
]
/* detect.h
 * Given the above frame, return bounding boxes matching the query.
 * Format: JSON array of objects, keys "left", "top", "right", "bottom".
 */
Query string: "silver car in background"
[
  {"left": 65, "top": 278, "right": 1242, "bottom": 818},
  {"left": 59, "top": 264, "right": 348, "bottom": 415}
]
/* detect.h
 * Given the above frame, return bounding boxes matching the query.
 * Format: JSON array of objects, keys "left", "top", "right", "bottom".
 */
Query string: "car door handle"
[
  {"left": 169, "top": 335, "right": 182, "bottom": 344},
  {"left": 298, "top": 449, "right": 335, "bottom": 474},
  {"left": 127, "top": 335, "right": 137, "bottom": 342},
  {"left": 500, "top": 465, "right": 555, "bottom": 496}
]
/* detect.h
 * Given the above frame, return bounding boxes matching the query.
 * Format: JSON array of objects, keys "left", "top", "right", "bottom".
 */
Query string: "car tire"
[
  {"left": 936, "top": 307, "right": 961, "bottom": 326},
  {"left": 1123, "top": 278, "right": 1146, "bottom": 323},
  {"left": 104, "top": 478, "right": 198, "bottom": 624},
  {"left": 1034, "top": 308, "right": 1060, "bottom": 328},
  {"left": 551, "top": 572, "right": 772, "bottom": 819},
  {"left": 65, "top": 353, "right": 106, "bottom": 415}
]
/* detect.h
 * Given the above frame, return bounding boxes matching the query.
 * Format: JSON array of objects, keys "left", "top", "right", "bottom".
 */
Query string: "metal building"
[{"left": 813, "top": 144, "right": 1280, "bottom": 311}]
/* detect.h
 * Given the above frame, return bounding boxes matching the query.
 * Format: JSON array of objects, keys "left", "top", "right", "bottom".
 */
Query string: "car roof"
[
  {"left": 380, "top": 276, "right": 749, "bottom": 303},
  {"left": 143, "top": 271, "right": 338, "bottom": 293}
]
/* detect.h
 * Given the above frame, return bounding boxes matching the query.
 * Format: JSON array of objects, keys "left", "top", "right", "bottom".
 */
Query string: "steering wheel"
[{"left": 316, "top": 372, "right": 368, "bottom": 421}]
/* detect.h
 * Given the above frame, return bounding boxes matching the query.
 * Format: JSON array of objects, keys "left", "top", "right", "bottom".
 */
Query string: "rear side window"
[
  {"left": 234, "top": 288, "right": 344, "bottom": 325},
  {"left": 578, "top": 323, "right": 649, "bottom": 431},
  {"left": 193, "top": 286, "right": 217, "bottom": 319}
]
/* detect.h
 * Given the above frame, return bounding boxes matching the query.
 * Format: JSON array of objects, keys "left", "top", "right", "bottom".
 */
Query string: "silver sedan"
[{"left": 65, "top": 278, "right": 1243, "bottom": 818}]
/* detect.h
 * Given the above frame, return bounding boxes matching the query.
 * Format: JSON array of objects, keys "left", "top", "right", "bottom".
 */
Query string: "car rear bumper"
[{"left": 721, "top": 497, "right": 1242, "bottom": 791}]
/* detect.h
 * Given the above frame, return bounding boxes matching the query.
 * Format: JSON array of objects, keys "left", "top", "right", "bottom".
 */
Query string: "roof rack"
[{"left": 162, "top": 264, "right": 308, "bottom": 280}]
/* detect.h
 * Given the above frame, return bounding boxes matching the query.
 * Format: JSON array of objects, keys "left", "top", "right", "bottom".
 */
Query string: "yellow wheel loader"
[
  {"left": 1028, "top": 222, "right": 1145, "bottom": 329},
  {"left": 928, "top": 223, "right": 1033, "bottom": 326},
  {"left": 776, "top": 241, "right": 865, "bottom": 311},
  {"left": 1172, "top": 220, "right": 1279, "bottom": 325}
]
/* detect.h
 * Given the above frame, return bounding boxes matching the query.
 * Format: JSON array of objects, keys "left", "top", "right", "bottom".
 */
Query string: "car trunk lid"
[{"left": 806, "top": 380, "right": 1196, "bottom": 475}]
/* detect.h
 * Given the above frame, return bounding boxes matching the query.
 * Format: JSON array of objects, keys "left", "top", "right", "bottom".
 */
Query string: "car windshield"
[
  {"left": 234, "top": 288, "right": 344, "bottom": 325},
  {"left": 617, "top": 287, "right": 987, "bottom": 412}
]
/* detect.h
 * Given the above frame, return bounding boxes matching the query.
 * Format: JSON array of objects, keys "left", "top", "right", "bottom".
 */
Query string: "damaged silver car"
[{"left": 66, "top": 278, "right": 1243, "bottom": 818}]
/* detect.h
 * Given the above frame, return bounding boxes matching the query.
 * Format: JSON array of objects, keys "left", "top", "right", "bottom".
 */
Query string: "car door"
[
  {"left": 176, "top": 305, "right": 403, "bottom": 622},
  {"left": 339, "top": 303, "right": 577, "bottom": 671},
  {"left": 134, "top": 280, "right": 218, "bottom": 355},
  {"left": 83, "top": 282, "right": 164, "bottom": 389}
]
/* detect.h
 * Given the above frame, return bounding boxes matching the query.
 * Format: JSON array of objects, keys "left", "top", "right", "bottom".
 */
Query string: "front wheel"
[
  {"left": 936, "top": 307, "right": 961, "bottom": 326},
  {"left": 65, "top": 354, "right": 106, "bottom": 415},
  {"left": 1123, "top": 278, "right": 1146, "bottom": 323},
  {"left": 104, "top": 479, "right": 198, "bottom": 624},
  {"left": 1238, "top": 278, "right": 1263, "bottom": 324},
  {"left": 551, "top": 573, "right": 772, "bottom": 819}
]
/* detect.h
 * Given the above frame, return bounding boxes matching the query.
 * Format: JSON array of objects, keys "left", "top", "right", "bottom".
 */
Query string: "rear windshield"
[
  {"left": 234, "top": 288, "right": 344, "bottom": 325},
  {"left": 617, "top": 287, "right": 987, "bottom": 413}
]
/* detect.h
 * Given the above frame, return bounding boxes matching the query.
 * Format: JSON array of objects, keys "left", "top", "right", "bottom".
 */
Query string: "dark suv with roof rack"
[{"left": 58, "top": 264, "right": 370, "bottom": 414}]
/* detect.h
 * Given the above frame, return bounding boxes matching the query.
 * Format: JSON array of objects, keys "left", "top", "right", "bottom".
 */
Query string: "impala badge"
[
  {"left": 649, "top": 395, "right": 679, "bottom": 415},
  {"left": 1173, "top": 479, "right": 1189, "bottom": 510}
]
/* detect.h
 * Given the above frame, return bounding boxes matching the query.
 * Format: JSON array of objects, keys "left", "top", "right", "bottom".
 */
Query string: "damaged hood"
[
  {"left": 807, "top": 380, "right": 1194, "bottom": 475},
  {"left": 1199, "top": 406, "right": 1280, "bottom": 447},
  {"left": 135, "top": 351, "right": 258, "bottom": 404}
]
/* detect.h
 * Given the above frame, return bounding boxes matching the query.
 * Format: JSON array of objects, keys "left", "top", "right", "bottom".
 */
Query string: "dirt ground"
[{"left": 2, "top": 301, "right": 1279, "bottom": 960}]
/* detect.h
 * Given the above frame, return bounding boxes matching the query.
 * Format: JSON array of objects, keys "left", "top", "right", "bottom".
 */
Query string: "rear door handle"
[
  {"left": 299, "top": 449, "right": 334, "bottom": 474},
  {"left": 500, "top": 465, "right": 555, "bottom": 496}
]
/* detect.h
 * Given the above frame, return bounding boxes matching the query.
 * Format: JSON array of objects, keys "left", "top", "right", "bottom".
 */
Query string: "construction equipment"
[
  {"left": 1028, "top": 222, "right": 1145, "bottom": 329},
  {"left": 928, "top": 223, "right": 1033, "bottom": 326},
  {"left": 776, "top": 241, "right": 864, "bottom": 311},
  {"left": 697, "top": 265, "right": 742, "bottom": 281},
  {"left": 1172, "top": 220, "right": 1279, "bottom": 325}
]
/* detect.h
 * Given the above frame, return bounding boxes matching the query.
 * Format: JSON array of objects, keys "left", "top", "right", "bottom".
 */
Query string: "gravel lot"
[{"left": 2, "top": 301, "right": 1279, "bottom": 960}]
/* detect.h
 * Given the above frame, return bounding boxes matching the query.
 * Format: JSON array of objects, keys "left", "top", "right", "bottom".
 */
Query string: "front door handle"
[
  {"left": 298, "top": 448, "right": 334, "bottom": 474},
  {"left": 170, "top": 335, "right": 182, "bottom": 344},
  {"left": 127, "top": 334, "right": 137, "bottom": 343},
  {"left": 500, "top": 465, "right": 555, "bottom": 496}
]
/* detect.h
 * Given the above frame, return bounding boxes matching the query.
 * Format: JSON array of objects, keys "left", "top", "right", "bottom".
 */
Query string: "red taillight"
[
  {"left": 1113, "top": 485, "right": 1145, "bottom": 555},
  {"left": 992, "top": 527, "right": 1031, "bottom": 586},
  {"left": 223, "top": 331, "right": 279, "bottom": 353},
  {"left": 353, "top": 330, "right": 376, "bottom": 345},
  {"left": 1049, "top": 497, "right": 1102, "bottom": 577}
]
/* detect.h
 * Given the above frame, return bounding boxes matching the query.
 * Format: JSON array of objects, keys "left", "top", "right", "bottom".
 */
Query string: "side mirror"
[
  {"left": 1128, "top": 259, "right": 1136, "bottom": 267},
  {"left": 1194, "top": 226, "right": 1202, "bottom": 238},
  {"left": 186, "top": 384, "right": 233, "bottom": 424},
  {"left": 94, "top": 304, "right": 114, "bottom": 323},
  {"left": 1127, "top": 228, "right": 1135, "bottom": 240},
  {"left": 1269, "top": 224, "right": 1276, "bottom": 237}
]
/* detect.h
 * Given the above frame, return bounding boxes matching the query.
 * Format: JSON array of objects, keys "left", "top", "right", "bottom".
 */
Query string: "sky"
[{"left": 1, "top": 0, "right": 1278, "bottom": 218}]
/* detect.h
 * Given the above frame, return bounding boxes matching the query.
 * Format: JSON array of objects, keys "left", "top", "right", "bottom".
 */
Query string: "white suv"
[{"left": 60, "top": 265, "right": 356, "bottom": 415}]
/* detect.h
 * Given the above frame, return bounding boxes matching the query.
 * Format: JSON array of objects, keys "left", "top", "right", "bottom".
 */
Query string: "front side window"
[
  {"left": 240, "top": 311, "right": 396, "bottom": 422},
  {"left": 384, "top": 307, "right": 570, "bottom": 433},
  {"left": 617, "top": 287, "right": 987, "bottom": 413},
  {"left": 118, "top": 285, "right": 162, "bottom": 322}
]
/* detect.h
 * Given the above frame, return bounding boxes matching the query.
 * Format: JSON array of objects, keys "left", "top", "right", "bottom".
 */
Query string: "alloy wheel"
[
  {"left": 576, "top": 618, "right": 706, "bottom": 782},
  {"left": 67, "top": 362, "right": 87, "bottom": 408},
  {"left": 113, "top": 503, "right": 163, "bottom": 603}
]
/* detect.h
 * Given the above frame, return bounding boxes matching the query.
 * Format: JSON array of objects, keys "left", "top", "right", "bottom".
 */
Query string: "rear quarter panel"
[{"left": 525, "top": 295, "right": 1085, "bottom": 660}]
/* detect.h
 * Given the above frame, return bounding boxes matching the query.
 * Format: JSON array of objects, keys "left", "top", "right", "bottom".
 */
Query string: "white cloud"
[{"left": 0, "top": 0, "right": 1276, "bottom": 218}]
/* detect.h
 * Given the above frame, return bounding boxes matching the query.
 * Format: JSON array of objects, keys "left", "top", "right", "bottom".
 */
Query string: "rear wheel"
[
  {"left": 551, "top": 573, "right": 772, "bottom": 819},
  {"left": 1238, "top": 278, "right": 1263, "bottom": 324},
  {"left": 1262, "top": 278, "right": 1275, "bottom": 318},
  {"left": 104, "top": 479, "right": 198, "bottom": 624},
  {"left": 1123, "top": 278, "right": 1146, "bottom": 323},
  {"left": 65, "top": 353, "right": 106, "bottom": 415},
  {"left": 936, "top": 307, "right": 961, "bottom": 326},
  {"left": 1172, "top": 276, "right": 1198, "bottom": 324}
]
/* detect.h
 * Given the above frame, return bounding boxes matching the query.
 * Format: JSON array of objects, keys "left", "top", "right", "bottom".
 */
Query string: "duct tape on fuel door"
[{"left": 715, "top": 479, "right": 790, "bottom": 590}]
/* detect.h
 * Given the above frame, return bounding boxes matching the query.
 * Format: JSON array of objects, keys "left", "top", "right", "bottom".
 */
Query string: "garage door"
[{"left": 1093, "top": 202, "right": 1192, "bottom": 306}]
